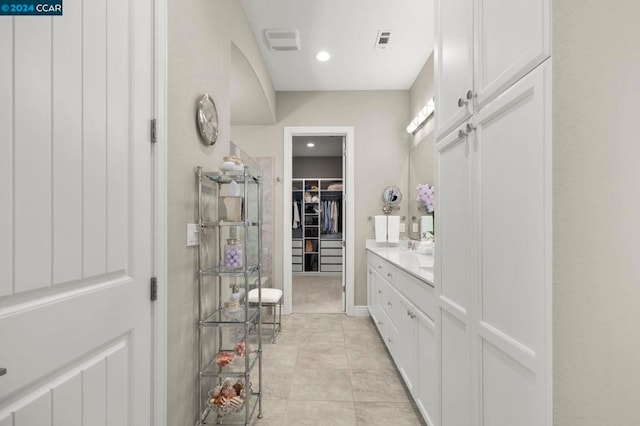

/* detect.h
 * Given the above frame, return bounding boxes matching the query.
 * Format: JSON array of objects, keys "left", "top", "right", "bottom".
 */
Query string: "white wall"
[
  {"left": 232, "top": 90, "right": 410, "bottom": 306},
  {"left": 166, "top": 0, "right": 274, "bottom": 423},
  {"left": 553, "top": 1, "right": 640, "bottom": 424}
]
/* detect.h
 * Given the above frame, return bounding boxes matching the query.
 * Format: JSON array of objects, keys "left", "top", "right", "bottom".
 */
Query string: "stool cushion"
[{"left": 248, "top": 288, "right": 282, "bottom": 304}]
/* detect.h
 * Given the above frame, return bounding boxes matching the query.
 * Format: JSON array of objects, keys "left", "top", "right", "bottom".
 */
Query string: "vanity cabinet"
[
  {"left": 435, "top": 0, "right": 550, "bottom": 137},
  {"left": 366, "top": 251, "right": 436, "bottom": 425}
]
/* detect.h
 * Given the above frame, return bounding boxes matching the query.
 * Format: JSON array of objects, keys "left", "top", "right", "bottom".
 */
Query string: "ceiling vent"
[
  {"left": 374, "top": 30, "right": 392, "bottom": 50},
  {"left": 264, "top": 29, "right": 301, "bottom": 51}
]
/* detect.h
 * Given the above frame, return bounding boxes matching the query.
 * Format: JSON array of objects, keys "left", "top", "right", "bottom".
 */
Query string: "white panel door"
[
  {"left": 0, "top": 0, "right": 154, "bottom": 424},
  {"left": 474, "top": 0, "right": 550, "bottom": 109},
  {"left": 435, "top": 0, "right": 474, "bottom": 138},
  {"left": 474, "top": 62, "right": 550, "bottom": 426}
]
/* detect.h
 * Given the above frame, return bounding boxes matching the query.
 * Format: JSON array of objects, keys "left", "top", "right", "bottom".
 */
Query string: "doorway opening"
[{"left": 283, "top": 127, "right": 355, "bottom": 316}]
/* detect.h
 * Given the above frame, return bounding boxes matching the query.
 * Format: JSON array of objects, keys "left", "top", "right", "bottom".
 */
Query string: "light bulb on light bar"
[{"left": 406, "top": 98, "right": 435, "bottom": 134}]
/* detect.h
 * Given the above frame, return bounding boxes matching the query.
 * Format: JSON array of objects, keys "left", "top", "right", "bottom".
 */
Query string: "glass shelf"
[
  {"left": 202, "top": 171, "right": 260, "bottom": 185},
  {"left": 200, "top": 307, "right": 260, "bottom": 327},
  {"left": 198, "top": 391, "right": 259, "bottom": 425},
  {"left": 201, "top": 221, "right": 259, "bottom": 228},
  {"left": 201, "top": 350, "right": 260, "bottom": 377},
  {"left": 201, "top": 265, "right": 260, "bottom": 277}
]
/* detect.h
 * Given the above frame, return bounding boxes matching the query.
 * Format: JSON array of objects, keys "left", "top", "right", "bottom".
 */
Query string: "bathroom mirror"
[{"left": 381, "top": 186, "right": 402, "bottom": 214}]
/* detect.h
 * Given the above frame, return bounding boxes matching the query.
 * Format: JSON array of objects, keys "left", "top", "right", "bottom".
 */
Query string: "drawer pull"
[
  {"left": 378, "top": 321, "right": 383, "bottom": 325},
  {"left": 387, "top": 273, "right": 392, "bottom": 278},
  {"left": 377, "top": 265, "right": 382, "bottom": 269},
  {"left": 387, "top": 302, "right": 392, "bottom": 307},
  {"left": 387, "top": 338, "right": 392, "bottom": 343},
  {"left": 0, "top": 368, "right": 6, "bottom": 377},
  {"left": 378, "top": 290, "right": 382, "bottom": 294}
]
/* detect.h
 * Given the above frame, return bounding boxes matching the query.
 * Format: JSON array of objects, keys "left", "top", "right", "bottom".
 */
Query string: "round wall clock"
[{"left": 196, "top": 94, "right": 219, "bottom": 146}]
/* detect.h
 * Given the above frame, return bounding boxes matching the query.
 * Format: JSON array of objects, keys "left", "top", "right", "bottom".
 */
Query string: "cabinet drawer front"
[
  {"left": 367, "top": 252, "right": 389, "bottom": 279},
  {"left": 321, "top": 264, "right": 342, "bottom": 272},
  {"left": 292, "top": 240, "right": 303, "bottom": 248},
  {"left": 322, "top": 248, "right": 342, "bottom": 256},
  {"left": 398, "top": 271, "right": 436, "bottom": 320},
  {"left": 321, "top": 240, "right": 342, "bottom": 248},
  {"left": 321, "top": 256, "right": 342, "bottom": 265},
  {"left": 292, "top": 248, "right": 302, "bottom": 257},
  {"left": 292, "top": 264, "right": 302, "bottom": 272},
  {"left": 292, "top": 255, "right": 302, "bottom": 265},
  {"left": 381, "top": 279, "right": 401, "bottom": 329}
]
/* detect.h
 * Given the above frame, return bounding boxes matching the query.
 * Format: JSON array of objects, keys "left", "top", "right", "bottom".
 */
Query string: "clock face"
[{"left": 197, "top": 94, "right": 218, "bottom": 145}]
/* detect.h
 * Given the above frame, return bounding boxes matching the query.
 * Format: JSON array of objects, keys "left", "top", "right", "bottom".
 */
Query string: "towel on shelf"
[
  {"left": 375, "top": 215, "right": 388, "bottom": 243},
  {"left": 387, "top": 215, "right": 400, "bottom": 243}
]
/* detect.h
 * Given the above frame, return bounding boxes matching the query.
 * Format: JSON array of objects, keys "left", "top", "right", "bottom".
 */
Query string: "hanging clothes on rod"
[{"left": 292, "top": 201, "right": 301, "bottom": 229}]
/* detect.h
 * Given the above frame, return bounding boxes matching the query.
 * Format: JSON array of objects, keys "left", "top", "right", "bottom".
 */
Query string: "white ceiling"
[
  {"left": 241, "top": 0, "right": 434, "bottom": 91},
  {"left": 293, "top": 136, "right": 343, "bottom": 157}
]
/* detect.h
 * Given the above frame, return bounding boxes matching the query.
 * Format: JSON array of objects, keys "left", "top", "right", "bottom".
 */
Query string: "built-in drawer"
[
  {"left": 380, "top": 278, "right": 401, "bottom": 330},
  {"left": 320, "top": 256, "right": 342, "bottom": 264},
  {"left": 322, "top": 248, "right": 342, "bottom": 256},
  {"left": 292, "top": 239, "right": 303, "bottom": 248},
  {"left": 321, "top": 264, "right": 342, "bottom": 272},
  {"left": 292, "top": 248, "right": 302, "bottom": 257},
  {"left": 292, "top": 255, "right": 302, "bottom": 265},
  {"left": 397, "top": 272, "right": 435, "bottom": 320},
  {"left": 321, "top": 240, "right": 342, "bottom": 248}
]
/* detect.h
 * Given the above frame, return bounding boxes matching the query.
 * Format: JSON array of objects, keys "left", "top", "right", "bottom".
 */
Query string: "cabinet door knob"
[
  {"left": 0, "top": 368, "right": 6, "bottom": 377},
  {"left": 387, "top": 302, "right": 392, "bottom": 306},
  {"left": 466, "top": 123, "right": 476, "bottom": 133},
  {"left": 387, "top": 338, "right": 392, "bottom": 343},
  {"left": 378, "top": 290, "right": 382, "bottom": 294},
  {"left": 458, "top": 128, "right": 468, "bottom": 138},
  {"left": 457, "top": 97, "right": 468, "bottom": 107},
  {"left": 466, "top": 90, "right": 474, "bottom": 100},
  {"left": 387, "top": 273, "right": 392, "bottom": 278},
  {"left": 377, "top": 265, "right": 382, "bottom": 269}
]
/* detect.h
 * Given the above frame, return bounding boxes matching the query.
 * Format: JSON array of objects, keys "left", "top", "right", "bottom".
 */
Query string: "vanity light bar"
[{"left": 406, "top": 99, "right": 435, "bottom": 134}]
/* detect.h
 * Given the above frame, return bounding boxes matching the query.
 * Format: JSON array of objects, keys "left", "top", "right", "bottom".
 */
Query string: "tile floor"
[
  {"left": 252, "top": 313, "right": 426, "bottom": 426},
  {"left": 292, "top": 276, "right": 342, "bottom": 314}
]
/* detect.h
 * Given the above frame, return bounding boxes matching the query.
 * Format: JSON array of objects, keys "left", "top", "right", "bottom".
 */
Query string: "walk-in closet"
[{"left": 290, "top": 136, "right": 344, "bottom": 313}]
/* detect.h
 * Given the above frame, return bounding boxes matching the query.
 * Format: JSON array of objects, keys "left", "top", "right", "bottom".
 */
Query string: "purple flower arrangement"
[{"left": 416, "top": 184, "right": 435, "bottom": 212}]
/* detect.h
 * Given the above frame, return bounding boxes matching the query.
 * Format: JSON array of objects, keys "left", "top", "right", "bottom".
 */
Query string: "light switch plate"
[
  {"left": 187, "top": 224, "right": 199, "bottom": 246},
  {"left": 412, "top": 223, "right": 419, "bottom": 233}
]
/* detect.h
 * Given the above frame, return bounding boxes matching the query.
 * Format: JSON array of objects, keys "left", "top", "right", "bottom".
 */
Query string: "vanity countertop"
[{"left": 366, "top": 240, "right": 434, "bottom": 286}]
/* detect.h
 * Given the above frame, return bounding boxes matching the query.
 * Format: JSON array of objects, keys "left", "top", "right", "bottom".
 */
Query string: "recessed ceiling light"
[
  {"left": 316, "top": 51, "right": 330, "bottom": 62},
  {"left": 307, "top": 142, "right": 315, "bottom": 147}
]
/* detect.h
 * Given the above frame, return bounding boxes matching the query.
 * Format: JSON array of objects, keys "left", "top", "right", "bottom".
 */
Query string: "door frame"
[
  {"left": 283, "top": 126, "right": 355, "bottom": 316},
  {"left": 153, "top": 0, "right": 168, "bottom": 424}
]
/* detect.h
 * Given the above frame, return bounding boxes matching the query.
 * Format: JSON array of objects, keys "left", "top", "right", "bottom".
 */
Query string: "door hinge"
[
  {"left": 150, "top": 119, "right": 157, "bottom": 144},
  {"left": 150, "top": 277, "right": 158, "bottom": 301}
]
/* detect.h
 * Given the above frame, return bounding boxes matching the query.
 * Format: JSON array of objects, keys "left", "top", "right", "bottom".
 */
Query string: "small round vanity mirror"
[{"left": 381, "top": 186, "right": 402, "bottom": 205}]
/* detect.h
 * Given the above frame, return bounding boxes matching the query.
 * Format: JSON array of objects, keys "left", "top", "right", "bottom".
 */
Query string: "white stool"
[{"left": 248, "top": 288, "right": 283, "bottom": 343}]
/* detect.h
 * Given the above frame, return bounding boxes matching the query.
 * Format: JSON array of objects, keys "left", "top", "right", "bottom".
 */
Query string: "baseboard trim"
[{"left": 351, "top": 305, "right": 370, "bottom": 317}]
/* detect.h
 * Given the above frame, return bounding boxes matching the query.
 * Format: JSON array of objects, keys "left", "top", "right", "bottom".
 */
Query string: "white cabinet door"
[
  {"left": 435, "top": 0, "right": 474, "bottom": 138},
  {"left": 473, "top": 62, "right": 550, "bottom": 426},
  {"left": 399, "top": 296, "right": 419, "bottom": 398},
  {"left": 474, "top": 0, "right": 550, "bottom": 109},
  {"left": 417, "top": 309, "right": 437, "bottom": 426},
  {"left": 436, "top": 125, "right": 474, "bottom": 426}
]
